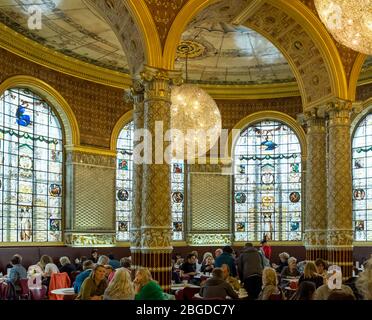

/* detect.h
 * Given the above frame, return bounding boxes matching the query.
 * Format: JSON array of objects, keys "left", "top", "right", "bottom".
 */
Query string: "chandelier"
[
  {"left": 314, "top": 0, "right": 372, "bottom": 55},
  {"left": 171, "top": 44, "right": 222, "bottom": 159}
]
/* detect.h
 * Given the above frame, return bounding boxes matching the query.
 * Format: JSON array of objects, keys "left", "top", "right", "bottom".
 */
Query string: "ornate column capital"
[
  {"left": 325, "top": 98, "right": 353, "bottom": 122},
  {"left": 124, "top": 79, "right": 145, "bottom": 105},
  {"left": 140, "top": 65, "right": 183, "bottom": 100}
]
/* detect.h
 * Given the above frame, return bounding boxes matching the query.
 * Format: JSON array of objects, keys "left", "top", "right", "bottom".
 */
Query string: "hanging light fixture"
[
  {"left": 171, "top": 43, "right": 222, "bottom": 159},
  {"left": 314, "top": 0, "right": 372, "bottom": 55}
]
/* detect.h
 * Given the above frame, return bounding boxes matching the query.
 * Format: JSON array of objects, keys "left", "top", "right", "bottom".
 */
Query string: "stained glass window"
[
  {"left": 116, "top": 122, "right": 133, "bottom": 241},
  {"left": 352, "top": 113, "right": 372, "bottom": 241},
  {"left": 171, "top": 159, "right": 185, "bottom": 240},
  {"left": 116, "top": 121, "right": 185, "bottom": 241},
  {"left": 233, "top": 120, "right": 302, "bottom": 242},
  {"left": 0, "top": 88, "right": 63, "bottom": 243}
]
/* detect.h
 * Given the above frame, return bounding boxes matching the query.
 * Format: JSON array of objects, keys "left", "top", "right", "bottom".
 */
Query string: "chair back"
[
  {"left": 18, "top": 279, "right": 30, "bottom": 299},
  {"left": 70, "top": 271, "right": 80, "bottom": 284},
  {"left": 175, "top": 289, "right": 184, "bottom": 300},
  {"left": 269, "top": 292, "right": 283, "bottom": 300},
  {"left": 30, "top": 285, "right": 48, "bottom": 300},
  {"left": 183, "top": 287, "right": 200, "bottom": 300},
  {"left": 48, "top": 272, "right": 71, "bottom": 300},
  {"left": 0, "top": 282, "right": 17, "bottom": 300}
]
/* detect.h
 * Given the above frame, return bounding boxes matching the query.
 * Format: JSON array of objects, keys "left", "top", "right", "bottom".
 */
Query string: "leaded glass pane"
[
  {"left": 116, "top": 122, "right": 133, "bottom": 241},
  {"left": 233, "top": 120, "right": 302, "bottom": 241},
  {"left": 0, "top": 88, "right": 63, "bottom": 242},
  {"left": 116, "top": 122, "right": 185, "bottom": 241},
  {"left": 352, "top": 113, "right": 372, "bottom": 241}
]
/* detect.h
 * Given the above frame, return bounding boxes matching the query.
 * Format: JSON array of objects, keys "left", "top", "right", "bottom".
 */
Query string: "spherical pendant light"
[
  {"left": 315, "top": 0, "right": 372, "bottom": 55},
  {"left": 171, "top": 84, "right": 222, "bottom": 159}
]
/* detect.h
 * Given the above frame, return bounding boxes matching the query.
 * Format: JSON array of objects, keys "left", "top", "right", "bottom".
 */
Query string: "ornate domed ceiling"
[
  {"left": 174, "top": 0, "right": 296, "bottom": 85},
  {"left": 0, "top": 0, "right": 370, "bottom": 87},
  {"left": 175, "top": 22, "right": 296, "bottom": 85},
  {"left": 0, "top": 0, "right": 129, "bottom": 73}
]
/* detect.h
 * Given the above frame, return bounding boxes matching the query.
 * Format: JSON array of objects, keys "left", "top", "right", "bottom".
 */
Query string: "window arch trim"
[
  {"left": 0, "top": 75, "right": 79, "bottom": 146},
  {"left": 227, "top": 111, "right": 307, "bottom": 161}
]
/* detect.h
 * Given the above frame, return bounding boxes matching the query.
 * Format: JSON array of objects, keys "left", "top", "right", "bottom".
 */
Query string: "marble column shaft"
[
  {"left": 139, "top": 66, "right": 182, "bottom": 290},
  {"left": 304, "top": 112, "right": 328, "bottom": 261},
  {"left": 129, "top": 81, "right": 145, "bottom": 270},
  {"left": 326, "top": 100, "right": 353, "bottom": 279}
]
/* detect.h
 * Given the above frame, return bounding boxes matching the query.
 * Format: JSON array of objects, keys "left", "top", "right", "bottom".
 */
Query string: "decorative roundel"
[
  {"left": 289, "top": 192, "right": 300, "bottom": 203},
  {"left": 172, "top": 192, "right": 184, "bottom": 203},
  {"left": 49, "top": 184, "right": 61, "bottom": 197},
  {"left": 176, "top": 40, "right": 206, "bottom": 59},
  {"left": 117, "top": 189, "right": 129, "bottom": 201},
  {"left": 235, "top": 192, "right": 247, "bottom": 204}
]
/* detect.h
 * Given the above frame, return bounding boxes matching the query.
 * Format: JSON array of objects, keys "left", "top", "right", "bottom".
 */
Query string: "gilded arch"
[
  {"left": 227, "top": 111, "right": 307, "bottom": 161},
  {"left": 348, "top": 53, "right": 368, "bottom": 101},
  {"left": 85, "top": 0, "right": 162, "bottom": 76},
  {"left": 0, "top": 75, "right": 79, "bottom": 146},
  {"left": 163, "top": 0, "right": 348, "bottom": 109},
  {"left": 110, "top": 109, "right": 134, "bottom": 152}
]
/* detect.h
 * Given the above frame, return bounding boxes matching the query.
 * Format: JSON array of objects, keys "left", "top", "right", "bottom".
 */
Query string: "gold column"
[
  {"left": 140, "top": 66, "right": 182, "bottom": 291},
  {"left": 304, "top": 109, "right": 328, "bottom": 261},
  {"left": 127, "top": 81, "right": 145, "bottom": 270},
  {"left": 326, "top": 99, "right": 353, "bottom": 279}
]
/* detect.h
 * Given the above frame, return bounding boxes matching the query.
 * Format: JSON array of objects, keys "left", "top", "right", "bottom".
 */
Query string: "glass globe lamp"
[
  {"left": 171, "top": 84, "right": 222, "bottom": 159},
  {"left": 314, "top": 0, "right": 372, "bottom": 55}
]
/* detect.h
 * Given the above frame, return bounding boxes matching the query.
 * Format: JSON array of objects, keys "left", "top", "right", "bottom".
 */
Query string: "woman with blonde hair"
[
  {"left": 258, "top": 267, "right": 284, "bottom": 300},
  {"left": 298, "top": 261, "right": 324, "bottom": 288},
  {"left": 201, "top": 252, "right": 215, "bottom": 273},
  {"left": 356, "top": 257, "right": 372, "bottom": 300},
  {"left": 103, "top": 268, "right": 134, "bottom": 300},
  {"left": 134, "top": 268, "right": 164, "bottom": 300}
]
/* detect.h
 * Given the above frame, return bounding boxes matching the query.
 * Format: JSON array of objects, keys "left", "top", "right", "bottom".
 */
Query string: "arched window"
[
  {"left": 116, "top": 121, "right": 185, "bottom": 241},
  {"left": 352, "top": 112, "right": 372, "bottom": 241},
  {"left": 234, "top": 120, "right": 302, "bottom": 242},
  {"left": 0, "top": 88, "right": 63, "bottom": 242}
]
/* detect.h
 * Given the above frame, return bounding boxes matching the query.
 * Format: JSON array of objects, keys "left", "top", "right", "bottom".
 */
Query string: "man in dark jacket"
[
  {"left": 237, "top": 243, "right": 264, "bottom": 300},
  {"left": 214, "top": 246, "right": 237, "bottom": 277},
  {"left": 199, "top": 268, "right": 239, "bottom": 299}
]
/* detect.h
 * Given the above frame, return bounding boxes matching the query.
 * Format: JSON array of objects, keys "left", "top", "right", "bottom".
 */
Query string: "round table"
[{"left": 50, "top": 288, "right": 76, "bottom": 300}]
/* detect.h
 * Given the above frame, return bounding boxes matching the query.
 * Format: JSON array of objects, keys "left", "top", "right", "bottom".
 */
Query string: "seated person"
[
  {"left": 76, "top": 264, "right": 108, "bottom": 300},
  {"left": 173, "top": 253, "right": 184, "bottom": 269},
  {"left": 59, "top": 256, "right": 76, "bottom": 276},
  {"left": 214, "top": 246, "right": 237, "bottom": 277},
  {"left": 180, "top": 254, "right": 197, "bottom": 277},
  {"left": 37, "top": 255, "right": 59, "bottom": 288},
  {"left": 280, "top": 257, "right": 300, "bottom": 282},
  {"left": 74, "top": 256, "right": 87, "bottom": 271},
  {"left": 134, "top": 268, "right": 164, "bottom": 300},
  {"left": 315, "top": 258, "right": 328, "bottom": 278},
  {"left": 7, "top": 255, "right": 27, "bottom": 291},
  {"left": 103, "top": 268, "right": 134, "bottom": 300},
  {"left": 199, "top": 268, "right": 238, "bottom": 300},
  {"left": 104, "top": 265, "right": 115, "bottom": 282},
  {"left": 221, "top": 264, "right": 240, "bottom": 291},
  {"left": 290, "top": 281, "right": 316, "bottom": 300},
  {"left": 108, "top": 254, "right": 121, "bottom": 269},
  {"left": 201, "top": 252, "right": 214, "bottom": 273},
  {"left": 272, "top": 252, "right": 289, "bottom": 274},
  {"left": 258, "top": 267, "right": 285, "bottom": 300},
  {"left": 299, "top": 261, "right": 324, "bottom": 288},
  {"left": 120, "top": 257, "right": 133, "bottom": 279},
  {"left": 74, "top": 260, "right": 94, "bottom": 294},
  {"left": 314, "top": 265, "right": 355, "bottom": 300}
]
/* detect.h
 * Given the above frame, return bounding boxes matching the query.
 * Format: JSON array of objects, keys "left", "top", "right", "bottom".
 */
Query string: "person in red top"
[{"left": 260, "top": 236, "right": 272, "bottom": 261}]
